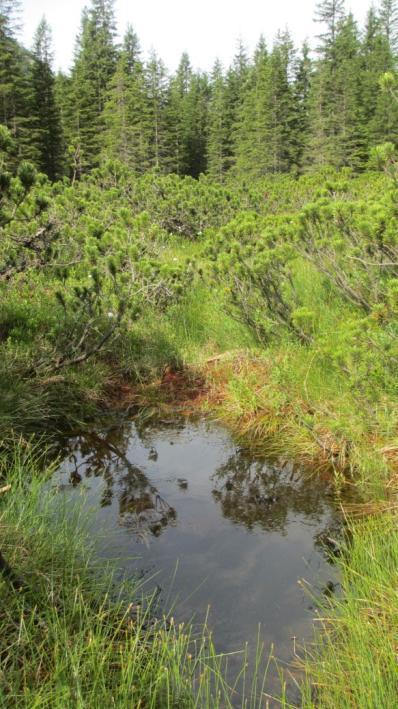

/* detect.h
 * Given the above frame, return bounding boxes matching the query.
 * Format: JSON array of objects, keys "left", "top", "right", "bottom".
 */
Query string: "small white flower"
[{"left": 108, "top": 311, "right": 115, "bottom": 318}]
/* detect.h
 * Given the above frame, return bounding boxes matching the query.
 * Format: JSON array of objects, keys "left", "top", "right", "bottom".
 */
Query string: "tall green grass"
[
  {"left": 118, "top": 283, "right": 255, "bottom": 382},
  {"left": 168, "top": 284, "right": 256, "bottom": 362},
  {"left": 301, "top": 514, "right": 398, "bottom": 708}
]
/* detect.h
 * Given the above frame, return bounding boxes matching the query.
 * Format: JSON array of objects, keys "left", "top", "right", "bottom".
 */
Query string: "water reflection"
[
  {"left": 211, "top": 448, "right": 335, "bottom": 534},
  {"left": 59, "top": 429, "right": 177, "bottom": 543},
  {"left": 60, "top": 427, "right": 341, "bottom": 548},
  {"left": 54, "top": 418, "right": 341, "bottom": 703},
  {"left": 59, "top": 424, "right": 339, "bottom": 547}
]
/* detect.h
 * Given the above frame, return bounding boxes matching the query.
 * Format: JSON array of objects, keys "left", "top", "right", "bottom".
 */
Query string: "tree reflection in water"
[
  {"left": 59, "top": 428, "right": 177, "bottom": 545},
  {"left": 59, "top": 421, "right": 341, "bottom": 557},
  {"left": 211, "top": 448, "right": 337, "bottom": 534}
]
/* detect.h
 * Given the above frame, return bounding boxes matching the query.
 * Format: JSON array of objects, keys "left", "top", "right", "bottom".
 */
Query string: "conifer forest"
[{"left": 3, "top": 0, "right": 398, "bottom": 706}]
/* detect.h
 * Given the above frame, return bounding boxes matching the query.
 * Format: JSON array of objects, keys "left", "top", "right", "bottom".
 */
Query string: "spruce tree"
[
  {"left": 310, "top": 0, "right": 346, "bottom": 165},
  {"left": 167, "top": 52, "right": 194, "bottom": 175},
  {"left": 223, "top": 40, "right": 250, "bottom": 172},
  {"left": 101, "top": 26, "right": 149, "bottom": 173},
  {"left": 70, "top": 0, "right": 117, "bottom": 172},
  {"left": 0, "top": 1, "right": 18, "bottom": 127},
  {"left": 123, "top": 23, "right": 141, "bottom": 73},
  {"left": 54, "top": 71, "right": 75, "bottom": 158},
  {"left": 0, "top": 0, "right": 35, "bottom": 163},
  {"left": 185, "top": 71, "right": 209, "bottom": 177},
  {"left": 305, "top": 11, "right": 366, "bottom": 170},
  {"left": 232, "top": 38, "right": 269, "bottom": 178},
  {"left": 206, "top": 60, "right": 229, "bottom": 181},
  {"left": 101, "top": 52, "right": 136, "bottom": 167},
  {"left": 267, "top": 31, "right": 297, "bottom": 172},
  {"left": 332, "top": 14, "right": 366, "bottom": 167},
  {"left": 233, "top": 33, "right": 296, "bottom": 177},
  {"left": 167, "top": 58, "right": 210, "bottom": 177},
  {"left": 30, "top": 18, "right": 64, "bottom": 179},
  {"left": 291, "top": 41, "right": 313, "bottom": 170},
  {"left": 379, "top": 0, "right": 398, "bottom": 54},
  {"left": 2, "top": 0, "right": 395, "bottom": 180},
  {"left": 315, "top": 0, "right": 346, "bottom": 47},
  {"left": 144, "top": 51, "right": 170, "bottom": 172},
  {"left": 361, "top": 7, "right": 398, "bottom": 149}
]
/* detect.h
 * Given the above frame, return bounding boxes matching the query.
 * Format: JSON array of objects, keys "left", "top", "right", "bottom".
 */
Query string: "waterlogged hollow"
[{"left": 53, "top": 419, "right": 341, "bottom": 701}]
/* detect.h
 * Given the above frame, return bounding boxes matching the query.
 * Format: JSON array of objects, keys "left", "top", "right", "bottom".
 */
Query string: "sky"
[{"left": 20, "top": 0, "right": 370, "bottom": 74}]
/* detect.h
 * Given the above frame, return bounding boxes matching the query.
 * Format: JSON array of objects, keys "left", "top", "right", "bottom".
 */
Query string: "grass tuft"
[{"left": 300, "top": 513, "right": 398, "bottom": 708}]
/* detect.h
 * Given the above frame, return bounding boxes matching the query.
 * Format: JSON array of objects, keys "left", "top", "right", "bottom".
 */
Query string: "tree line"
[{"left": 1, "top": 0, "right": 398, "bottom": 182}]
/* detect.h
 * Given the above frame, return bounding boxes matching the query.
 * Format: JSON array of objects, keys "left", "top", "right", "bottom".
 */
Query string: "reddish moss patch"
[{"left": 103, "top": 366, "right": 209, "bottom": 417}]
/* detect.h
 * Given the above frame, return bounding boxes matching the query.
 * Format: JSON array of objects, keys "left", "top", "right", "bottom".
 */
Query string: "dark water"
[{"left": 53, "top": 419, "right": 341, "bottom": 701}]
